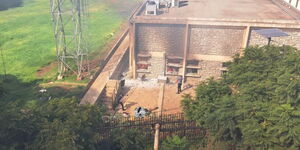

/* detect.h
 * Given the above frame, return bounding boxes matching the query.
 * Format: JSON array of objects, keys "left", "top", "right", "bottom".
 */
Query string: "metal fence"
[{"left": 99, "top": 113, "right": 206, "bottom": 142}]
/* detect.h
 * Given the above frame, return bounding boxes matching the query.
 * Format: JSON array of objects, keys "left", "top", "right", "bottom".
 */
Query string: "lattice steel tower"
[{"left": 50, "top": 0, "right": 89, "bottom": 79}]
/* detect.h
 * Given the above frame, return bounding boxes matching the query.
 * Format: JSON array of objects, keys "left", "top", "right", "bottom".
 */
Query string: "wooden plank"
[
  {"left": 166, "top": 56, "right": 183, "bottom": 59},
  {"left": 167, "top": 63, "right": 182, "bottom": 67}
]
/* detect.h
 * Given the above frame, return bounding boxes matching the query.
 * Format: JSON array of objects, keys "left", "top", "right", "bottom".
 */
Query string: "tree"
[
  {"left": 161, "top": 135, "right": 190, "bottom": 150},
  {"left": 182, "top": 45, "right": 300, "bottom": 149},
  {"left": 0, "top": 101, "right": 38, "bottom": 150},
  {"left": 104, "top": 129, "right": 147, "bottom": 150},
  {"left": 0, "top": 98, "right": 105, "bottom": 150}
]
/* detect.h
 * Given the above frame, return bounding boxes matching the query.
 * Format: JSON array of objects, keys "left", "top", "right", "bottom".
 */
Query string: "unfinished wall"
[
  {"left": 136, "top": 24, "right": 185, "bottom": 57},
  {"left": 198, "top": 61, "right": 223, "bottom": 79},
  {"left": 249, "top": 28, "right": 300, "bottom": 49},
  {"left": 189, "top": 26, "right": 244, "bottom": 56},
  {"left": 149, "top": 52, "right": 165, "bottom": 78}
]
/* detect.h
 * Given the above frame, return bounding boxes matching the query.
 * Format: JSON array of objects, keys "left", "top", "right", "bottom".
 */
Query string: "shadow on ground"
[
  {"left": 0, "top": 0, "right": 23, "bottom": 11},
  {"left": 0, "top": 74, "right": 85, "bottom": 105}
]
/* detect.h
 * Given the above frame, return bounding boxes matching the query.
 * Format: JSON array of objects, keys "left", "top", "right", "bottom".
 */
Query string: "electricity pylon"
[{"left": 50, "top": 0, "right": 89, "bottom": 80}]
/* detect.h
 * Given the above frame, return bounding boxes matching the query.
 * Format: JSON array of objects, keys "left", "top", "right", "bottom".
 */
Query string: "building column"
[
  {"left": 182, "top": 24, "right": 190, "bottom": 82},
  {"left": 129, "top": 23, "right": 137, "bottom": 79},
  {"left": 241, "top": 26, "right": 251, "bottom": 56}
]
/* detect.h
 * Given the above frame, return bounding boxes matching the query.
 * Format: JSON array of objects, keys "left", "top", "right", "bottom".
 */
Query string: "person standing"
[
  {"left": 117, "top": 94, "right": 126, "bottom": 111},
  {"left": 177, "top": 75, "right": 183, "bottom": 94}
]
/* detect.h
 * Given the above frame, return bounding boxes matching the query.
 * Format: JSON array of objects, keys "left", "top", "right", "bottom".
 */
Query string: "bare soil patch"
[{"left": 116, "top": 77, "right": 200, "bottom": 116}]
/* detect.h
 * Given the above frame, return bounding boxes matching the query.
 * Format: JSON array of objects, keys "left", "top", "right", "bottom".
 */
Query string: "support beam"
[
  {"left": 296, "top": 0, "right": 299, "bottom": 8},
  {"left": 153, "top": 124, "right": 160, "bottom": 150},
  {"left": 182, "top": 24, "right": 190, "bottom": 82},
  {"left": 133, "top": 18, "right": 300, "bottom": 28},
  {"left": 241, "top": 26, "right": 251, "bottom": 56},
  {"left": 158, "top": 83, "right": 165, "bottom": 117},
  {"left": 129, "top": 24, "right": 133, "bottom": 72},
  {"left": 188, "top": 54, "right": 233, "bottom": 62},
  {"left": 129, "top": 23, "right": 137, "bottom": 79}
]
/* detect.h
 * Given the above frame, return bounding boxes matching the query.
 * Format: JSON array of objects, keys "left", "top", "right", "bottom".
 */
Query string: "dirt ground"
[{"left": 116, "top": 77, "right": 201, "bottom": 116}]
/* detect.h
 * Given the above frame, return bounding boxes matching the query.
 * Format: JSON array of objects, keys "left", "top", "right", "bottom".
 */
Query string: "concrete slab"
[{"left": 137, "top": 0, "right": 300, "bottom": 20}]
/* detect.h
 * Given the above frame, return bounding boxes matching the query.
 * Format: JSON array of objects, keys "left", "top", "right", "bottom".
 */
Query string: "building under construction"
[
  {"left": 128, "top": 0, "right": 300, "bottom": 80},
  {"left": 81, "top": 0, "right": 300, "bottom": 112}
]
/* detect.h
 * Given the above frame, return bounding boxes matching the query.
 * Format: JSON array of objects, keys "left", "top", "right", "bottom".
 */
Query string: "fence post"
[
  {"left": 158, "top": 83, "right": 165, "bottom": 116},
  {"left": 154, "top": 123, "right": 160, "bottom": 150}
]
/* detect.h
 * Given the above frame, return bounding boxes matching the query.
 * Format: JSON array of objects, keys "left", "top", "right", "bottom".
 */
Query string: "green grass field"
[
  {"left": 0, "top": 0, "right": 138, "bottom": 102},
  {"left": 0, "top": 0, "right": 136, "bottom": 82}
]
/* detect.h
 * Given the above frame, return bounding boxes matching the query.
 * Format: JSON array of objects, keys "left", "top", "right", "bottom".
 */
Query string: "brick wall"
[
  {"left": 189, "top": 26, "right": 244, "bottom": 56},
  {"left": 136, "top": 24, "right": 185, "bottom": 57},
  {"left": 249, "top": 28, "right": 300, "bottom": 49}
]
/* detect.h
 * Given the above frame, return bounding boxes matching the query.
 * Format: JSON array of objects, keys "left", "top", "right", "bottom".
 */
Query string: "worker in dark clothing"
[
  {"left": 117, "top": 94, "right": 126, "bottom": 111},
  {"left": 177, "top": 75, "right": 183, "bottom": 94}
]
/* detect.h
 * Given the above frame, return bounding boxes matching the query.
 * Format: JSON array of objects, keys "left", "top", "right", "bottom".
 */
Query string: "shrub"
[{"left": 161, "top": 135, "right": 190, "bottom": 150}]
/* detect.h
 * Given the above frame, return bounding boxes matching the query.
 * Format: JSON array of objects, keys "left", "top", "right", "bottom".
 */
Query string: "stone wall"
[
  {"left": 189, "top": 26, "right": 244, "bottom": 56},
  {"left": 249, "top": 28, "right": 300, "bottom": 49},
  {"left": 199, "top": 61, "right": 223, "bottom": 79},
  {"left": 134, "top": 23, "right": 300, "bottom": 80},
  {"left": 136, "top": 24, "right": 185, "bottom": 57},
  {"left": 148, "top": 55, "right": 165, "bottom": 78}
]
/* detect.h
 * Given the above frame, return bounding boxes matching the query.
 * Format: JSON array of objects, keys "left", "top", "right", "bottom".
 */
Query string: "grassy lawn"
[
  {"left": 0, "top": 0, "right": 133, "bottom": 82},
  {"left": 0, "top": 0, "right": 139, "bottom": 102}
]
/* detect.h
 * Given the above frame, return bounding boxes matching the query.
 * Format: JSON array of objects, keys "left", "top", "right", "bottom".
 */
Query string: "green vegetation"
[
  {"left": 182, "top": 45, "right": 300, "bottom": 149},
  {"left": 0, "top": 97, "right": 151, "bottom": 150},
  {"left": 161, "top": 135, "right": 190, "bottom": 150},
  {"left": 104, "top": 129, "right": 147, "bottom": 150},
  {"left": 0, "top": 0, "right": 129, "bottom": 82},
  {"left": 0, "top": 0, "right": 138, "bottom": 103},
  {"left": 0, "top": 0, "right": 22, "bottom": 11},
  {"left": 0, "top": 98, "right": 106, "bottom": 150}
]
